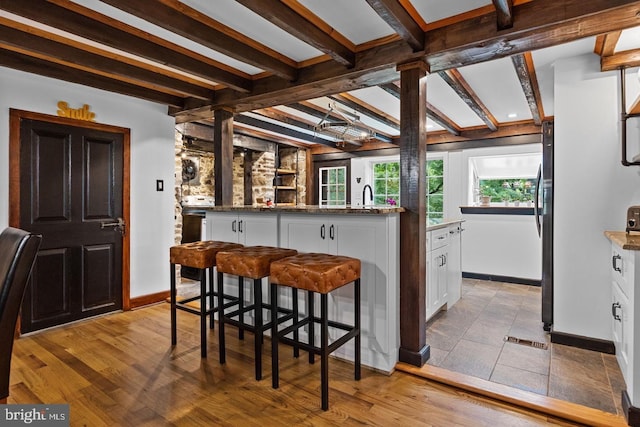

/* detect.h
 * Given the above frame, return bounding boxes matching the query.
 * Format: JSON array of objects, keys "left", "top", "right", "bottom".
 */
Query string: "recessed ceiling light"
[
  {"left": 507, "top": 113, "right": 518, "bottom": 119},
  {"left": 427, "top": 124, "right": 434, "bottom": 129}
]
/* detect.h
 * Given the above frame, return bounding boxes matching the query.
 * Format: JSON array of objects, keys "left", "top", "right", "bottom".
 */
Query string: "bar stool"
[
  {"left": 215, "top": 245, "right": 297, "bottom": 380},
  {"left": 170, "top": 240, "right": 243, "bottom": 358},
  {"left": 269, "top": 253, "right": 361, "bottom": 410}
]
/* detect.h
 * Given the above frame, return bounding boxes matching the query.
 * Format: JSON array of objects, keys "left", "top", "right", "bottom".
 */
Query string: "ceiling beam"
[
  {"left": 601, "top": 48, "right": 640, "bottom": 71},
  {"left": 0, "top": 21, "right": 213, "bottom": 101},
  {"left": 235, "top": 0, "right": 354, "bottom": 67},
  {"left": 594, "top": 31, "right": 622, "bottom": 56},
  {"left": 426, "top": 102, "right": 461, "bottom": 136},
  {"left": 492, "top": 0, "right": 514, "bottom": 30},
  {"left": 329, "top": 93, "right": 400, "bottom": 131},
  {"left": 427, "top": 122, "right": 541, "bottom": 145},
  {"left": 99, "top": 0, "right": 296, "bottom": 81},
  {"left": 233, "top": 124, "right": 312, "bottom": 149},
  {"left": 511, "top": 52, "right": 544, "bottom": 125},
  {"left": 377, "top": 81, "right": 462, "bottom": 135},
  {"left": 365, "top": 0, "right": 424, "bottom": 51},
  {"left": 253, "top": 107, "right": 321, "bottom": 134},
  {"left": 233, "top": 114, "right": 336, "bottom": 146},
  {"left": 437, "top": 69, "right": 499, "bottom": 131},
  {"left": 0, "top": 0, "right": 252, "bottom": 93},
  {"left": 0, "top": 47, "right": 183, "bottom": 107},
  {"left": 173, "top": 0, "right": 640, "bottom": 119}
]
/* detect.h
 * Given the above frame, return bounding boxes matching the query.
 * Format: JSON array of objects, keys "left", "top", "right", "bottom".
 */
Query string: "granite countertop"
[
  {"left": 427, "top": 219, "right": 464, "bottom": 231},
  {"left": 200, "top": 205, "right": 405, "bottom": 214},
  {"left": 604, "top": 231, "right": 640, "bottom": 250}
]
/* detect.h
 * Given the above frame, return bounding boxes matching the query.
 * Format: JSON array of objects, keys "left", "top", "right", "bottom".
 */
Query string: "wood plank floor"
[{"left": 8, "top": 304, "right": 599, "bottom": 426}]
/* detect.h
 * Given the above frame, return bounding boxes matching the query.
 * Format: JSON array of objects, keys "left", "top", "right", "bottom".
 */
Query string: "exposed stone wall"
[
  {"left": 232, "top": 152, "right": 244, "bottom": 206},
  {"left": 252, "top": 151, "right": 276, "bottom": 204}
]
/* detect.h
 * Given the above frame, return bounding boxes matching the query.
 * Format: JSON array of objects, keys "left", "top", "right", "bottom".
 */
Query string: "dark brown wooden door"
[{"left": 19, "top": 119, "right": 124, "bottom": 333}]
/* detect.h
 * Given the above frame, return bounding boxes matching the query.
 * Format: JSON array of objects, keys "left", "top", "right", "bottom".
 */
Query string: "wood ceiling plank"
[
  {"left": 236, "top": 0, "right": 354, "bottom": 67},
  {"left": 365, "top": 0, "right": 424, "bottom": 51},
  {"left": 172, "top": 0, "right": 639, "bottom": 118},
  {"left": 437, "top": 69, "right": 498, "bottom": 131},
  {"left": 601, "top": 48, "right": 640, "bottom": 71},
  {"left": 0, "top": 47, "right": 183, "bottom": 107},
  {"left": 492, "top": 0, "right": 514, "bottom": 30},
  {"left": 511, "top": 52, "right": 544, "bottom": 125},
  {"left": 100, "top": 0, "right": 297, "bottom": 81},
  {"left": 426, "top": 102, "right": 461, "bottom": 136},
  {"left": 0, "top": 22, "right": 213, "bottom": 101},
  {"left": 0, "top": 0, "right": 252, "bottom": 92}
]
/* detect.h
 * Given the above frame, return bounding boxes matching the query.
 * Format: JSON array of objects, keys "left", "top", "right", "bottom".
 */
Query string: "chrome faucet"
[{"left": 362, "top": 184, "right": 373, "bottom": 206}]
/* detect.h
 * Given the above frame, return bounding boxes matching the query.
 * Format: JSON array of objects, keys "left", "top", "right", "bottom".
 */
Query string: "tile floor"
[{"left": 426, "top": 278, "right": 626, "bottom": 415}]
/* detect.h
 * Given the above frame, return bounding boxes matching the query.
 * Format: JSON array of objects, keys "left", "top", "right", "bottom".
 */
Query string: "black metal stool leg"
[
  {"left": 238, "top": 276, "right": 245, "bottom": 340},
  {"left": 170, "top": 263, "right": 177, "bottom": 346},
  {"left": 254, "top": 278, "right": 263, "bottom": 380},
  {"left": 200, "top": 267, "right": 207, "bottom": 358},
  {"left": 292, "top": 288, "right": 299, "bottom": 358},
  {"left": 355, "top": 278, "right": 361, "bottom": 380},
  {"left": 218, "top": 270, "right": 226, "bottom": 364},
  {"left": 308, "top": 290, "right": 314, "bottom": 364},
  {"left": 209, "top": 266, "right": 215, "bottom": 330},
  {"left": 320, "top": 293, "right": 329, "bottom": 411},
  {"left": 271, "top": 282, "right": 279, "bottom": 389}
]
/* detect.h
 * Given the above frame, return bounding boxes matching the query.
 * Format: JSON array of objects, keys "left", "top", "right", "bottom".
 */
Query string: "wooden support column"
[
  {"left": 398, "top": 60, "right": 429, "bottom": 366},
  {"left": 214, "top": 108, "right": 234, "bottom": 206}
]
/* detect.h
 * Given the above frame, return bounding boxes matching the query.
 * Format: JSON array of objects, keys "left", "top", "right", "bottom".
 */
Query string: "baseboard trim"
[
  {"left": 130, "top": 291, "right": 171, "bottom": 309},
  {"left": 550, "top": 331, "right": 615, "bottom": 354},
  {"left": 462, "top": 272, "right": 541, "bottom": 287},
  {"left": 622, "top": 390, "right": 640, "bottom": 426}
]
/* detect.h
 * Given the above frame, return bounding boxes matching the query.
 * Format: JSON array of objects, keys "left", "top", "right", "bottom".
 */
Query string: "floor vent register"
[{"left": 503, "top": 335, "right": 548, "bottom": 350}]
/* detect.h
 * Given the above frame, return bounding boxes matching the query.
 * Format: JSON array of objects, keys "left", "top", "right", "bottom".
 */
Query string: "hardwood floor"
[{"left": 8, "top": 304, "right": 598, "bottom": 426}]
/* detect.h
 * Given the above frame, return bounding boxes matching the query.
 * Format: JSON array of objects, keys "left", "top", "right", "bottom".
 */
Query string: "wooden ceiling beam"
[
  {"left": 233, "top": 114, "right": 336, "bottom": 146},
  {"left": 0, "top": 0, "right": 252, "bottom": 93},
  {"left": 173, "top": 0, "right": 640, "bottom": 119},
  {"left": 425, "top": 0, "right": 640, "bottom": 72},
  {"left": 511, "top": 52, "right": 544, "bottom": 125},
  {"left": 0, "top": 47, "right": 183, "bottom": 107},
  {"left": 601, "top": 48, "right": 640, "bottom": 71},
  {"left": 427, "top": 121, "right": 541, "bottom": 145},
  {"left": 492, "top": 0, "right": 514, "bottom": 30},
  {"left": 437, "top": 69, "right": 498, "bottom": 131},
  {"left": 236, "top": 0, "right": 354, "bottom": 67},
  {"left": 365, "top": 0, "right": 424, "bottom": 51},
  {"left": 329, "top": 93, "right": 400, "bottom": 131},
  {"left": 253, "top": 107, "right": 321, "bottom": 134},
  {"left": 594, "top": 31, "right": 622, "bottom": 56},
  {"left": 377, "top": 81, "right": 462, "bottom": 135},
  {"left": 0, "top": 22, "right": 213, "bottom": 101},
  {"left": 233, "top": 124, "right": 312, "bottom": 149},
  {"left": 99, "top": 0, "right": 296, "bottom": 81}
]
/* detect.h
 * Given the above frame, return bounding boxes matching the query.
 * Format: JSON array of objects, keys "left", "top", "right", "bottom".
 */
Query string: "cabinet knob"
[{"left": 612, "top": 302, "right": 622, "bottom": 321}]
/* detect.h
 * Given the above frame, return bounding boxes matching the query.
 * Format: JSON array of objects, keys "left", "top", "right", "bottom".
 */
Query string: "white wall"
[
  {"left": 554, "top": 54, "right": 640, "bottom": 340},
  {"left": 0, "top": 67, "right": 176, "bottom": 298}
]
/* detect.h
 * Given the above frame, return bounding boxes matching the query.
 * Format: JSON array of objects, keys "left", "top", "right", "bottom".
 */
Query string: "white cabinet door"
[
  {"left": 238, "top": 213, "right": 278, "bottom": 246},
  {"left": 612, "top": 280, "right": 629, "bottom": 380},
  {"left": 428, "top": 245, "right": 447, "bottom": 318},
  {"left": 208, "top": 212, "right": 240, "bottom": 242},
  {"left": 280, "top": 214, "right": 331, "bottom": 253}
]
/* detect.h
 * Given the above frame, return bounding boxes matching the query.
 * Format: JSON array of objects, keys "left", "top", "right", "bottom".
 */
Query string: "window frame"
[{"left": 318, "top": 166, "right": 347, "bottom": 206}]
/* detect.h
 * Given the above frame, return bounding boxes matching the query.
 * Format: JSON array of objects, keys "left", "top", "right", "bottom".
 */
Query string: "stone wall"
[{"left": 252, "top": 151, "right": 276, "bottom": 204}]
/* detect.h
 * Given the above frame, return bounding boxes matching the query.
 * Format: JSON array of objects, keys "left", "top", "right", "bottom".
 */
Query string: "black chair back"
[{"left": 0, "top": 227, "right": 42, "bottom": 401}]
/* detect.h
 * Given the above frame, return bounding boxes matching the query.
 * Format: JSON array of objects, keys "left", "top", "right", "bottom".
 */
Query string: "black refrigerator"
[{"left": 536, "top": 121, "right": 554, "bottom": 331}]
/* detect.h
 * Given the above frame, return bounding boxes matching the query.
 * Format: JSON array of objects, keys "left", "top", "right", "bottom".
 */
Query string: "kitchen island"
[{"left": 203, "top": 206, "right": 463, "bottom": 373}]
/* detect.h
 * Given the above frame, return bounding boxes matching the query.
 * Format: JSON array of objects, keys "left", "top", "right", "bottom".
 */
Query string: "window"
[
  {"left": 372, "top": 161, "right": 399, "bottom": 205},
  {"left": 319, "top": 166, "right": 346, "bottom": 206},
  {"left": 426, "top": 159, "right": 444, "bottom": 224}
]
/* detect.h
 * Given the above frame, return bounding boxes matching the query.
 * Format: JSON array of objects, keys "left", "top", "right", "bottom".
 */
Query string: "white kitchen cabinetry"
[
  {"left": 207, "top": 211, "right": 278, "bottom": 246},
  {"left": 426, "top": 222, "right": 463, "bottom": 321},
  {"left": 280, "top": 213, "right": 399, "bottom": 373},
  {"left": 608, "top": 237, "right": 640, "bottom": 410}
]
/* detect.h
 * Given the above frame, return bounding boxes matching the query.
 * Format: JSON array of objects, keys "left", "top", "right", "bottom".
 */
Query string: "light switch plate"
[{"left": 156, "top": 179, "right": 163, "bottom": 191}]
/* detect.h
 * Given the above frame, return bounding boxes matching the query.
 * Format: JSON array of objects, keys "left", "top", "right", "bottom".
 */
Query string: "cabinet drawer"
[{"left": 430, "top": 228, "right": 449, "bottom": 250}]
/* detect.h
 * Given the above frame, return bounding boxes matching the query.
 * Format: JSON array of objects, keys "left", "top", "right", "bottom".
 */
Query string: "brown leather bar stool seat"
[
  {"left": 170, "top": 240, "right": 243, "bottom": 358},
  {"left": 216, "top": 245, "right": 297, "bottom": 380},
  {"left": 269, "top": 252, "right": 361, "bottom": 410}
]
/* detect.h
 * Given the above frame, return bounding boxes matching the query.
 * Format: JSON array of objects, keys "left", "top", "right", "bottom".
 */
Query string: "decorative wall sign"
[{"left": 56, "top": 101, "right": 96, "bottom": 122}]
